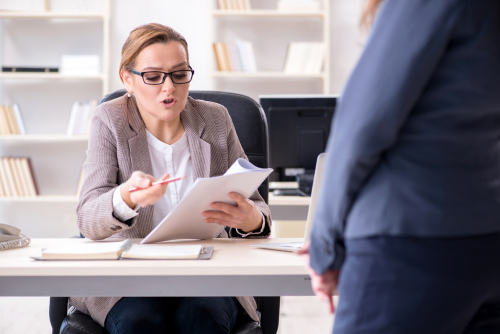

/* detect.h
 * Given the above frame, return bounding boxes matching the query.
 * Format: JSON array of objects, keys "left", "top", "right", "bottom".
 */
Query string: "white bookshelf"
[
  {"left": 0, "top": 195, "right": 79, "bottom": 203},
  {"left": 210, "top": 0, "right": 331, "bottom": 95},
  {"left": 211, "top": 10, "right": 325, "bottom": 18},
  {"left": 0, "top": 12, "right": 106, "bottom": 19},
  {"left": 0, "top": 73, "right": 105, "bottom": 80},
  {"left": 0, "top": 1, "right": 110, "bottom": 237},
  {"left": 212, "top": 71, "right": 326, "bottom": 79},
  {"left": 0, "top": 135, "right": 89, "bottom": 142}
]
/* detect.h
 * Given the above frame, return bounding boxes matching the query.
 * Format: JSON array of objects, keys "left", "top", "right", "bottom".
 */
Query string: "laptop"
[{"left": 250, "top": 153, "right": 326, "bottom": 252}]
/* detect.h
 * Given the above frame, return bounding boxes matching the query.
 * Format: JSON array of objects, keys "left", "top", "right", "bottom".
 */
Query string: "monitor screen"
[{"left": 260, "top": 95, "right": 337, "bottom": 182}]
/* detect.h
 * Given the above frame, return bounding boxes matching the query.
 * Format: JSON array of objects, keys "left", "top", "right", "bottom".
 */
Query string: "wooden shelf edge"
[
  {"left": 0, "top": 135, "right": 89, "bottom": 142},
  {"left": 0, "top": 73, "right": 105, "bottom": 80},
  {"left": 0, "top": 196, "right": 79, "bottom": 203},
  {"left": 212, "top": 10, "right": 325, "bottom": 18},
  {"left": 212, "top": 71, "right": 326, "bottom": 79},
  {"left": 0, "top": 11, "right": 105, "bottom": 19}
]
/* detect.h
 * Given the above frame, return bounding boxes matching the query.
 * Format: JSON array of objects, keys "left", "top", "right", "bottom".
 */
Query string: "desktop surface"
[{"left": 0, "top": 238, "right": 312, "bottom": 297}]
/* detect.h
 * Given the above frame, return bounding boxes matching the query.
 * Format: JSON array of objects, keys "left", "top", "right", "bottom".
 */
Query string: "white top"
[{"left": 112, "top": 130, "right": 265, "bottom": 236}]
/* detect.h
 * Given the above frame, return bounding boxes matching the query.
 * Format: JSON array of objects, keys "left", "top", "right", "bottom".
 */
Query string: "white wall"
[{"left": 0, "top": 0, "right": 365, "bottom": 237}]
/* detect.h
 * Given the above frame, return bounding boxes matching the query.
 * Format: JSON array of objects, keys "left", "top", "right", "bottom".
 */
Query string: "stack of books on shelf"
[
  {"left": 283, "top": 42, "right": 325, "bottom": 75},
  {"left": 0, "top": 104, "right": 27, "bottom": 135},
  {"left": 0, "top": 157, "right": 38, "bottom": 197},
  {"left": 277, "top": 0, "right": 321, "bottom": 11},
  {"left": 67, "top": 100, "right": 98, "bottom": 136},
  {"left": 213, "top": 41, "right": 257, "bottom": 72},
  {"left": 216, "top": 0, "right": 251, "bottom": 10}
]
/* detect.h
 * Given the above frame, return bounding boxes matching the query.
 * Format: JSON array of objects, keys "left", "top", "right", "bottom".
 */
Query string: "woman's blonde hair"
[
  {"left": 119, "top": 23, "right": 189, "bottom": 82},
  {"left": 361, "top": 0, "right": 383, "bottom": 29}
]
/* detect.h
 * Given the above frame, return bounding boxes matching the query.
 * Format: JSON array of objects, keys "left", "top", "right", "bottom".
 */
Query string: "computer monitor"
[{"left": 259, "top": 94, "right": 336, "bottom": 183}]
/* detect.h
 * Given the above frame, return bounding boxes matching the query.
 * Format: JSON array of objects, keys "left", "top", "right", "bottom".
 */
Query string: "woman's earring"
[{"left": 127, "top": 92, "right": 132, "bottom": 97}]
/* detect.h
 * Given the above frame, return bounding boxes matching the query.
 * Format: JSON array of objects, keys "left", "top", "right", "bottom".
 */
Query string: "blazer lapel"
[
  {"left": 181, "top": 98, "right": 211, "bottom": 179},
  {"left": 127, "top": 97, "right": 154, "bottom": 177}
]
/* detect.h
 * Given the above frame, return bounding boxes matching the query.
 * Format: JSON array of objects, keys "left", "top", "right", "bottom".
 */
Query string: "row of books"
[
  {"left": 0, "top": 157, "right": 38, "bottom": 197},
  {"left": 0, "top": 104, "right": 27, "bottom": 135},
  {"left": 216, "top": 0, "right": 251, "bottom": 10},
  {"left": 67, "top": 100, "right": 98, "bottom": 136},
  {"left": 213, "top": 41, "right": 257, "bottom": 72},
  {"left": 283, "top": 42, "right": 325, "bottom": 74}
]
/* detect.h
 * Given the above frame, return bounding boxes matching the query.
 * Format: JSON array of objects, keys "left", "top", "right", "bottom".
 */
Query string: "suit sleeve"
[{"left": 309, "top": 0, "right": 465, "bottom": 273}]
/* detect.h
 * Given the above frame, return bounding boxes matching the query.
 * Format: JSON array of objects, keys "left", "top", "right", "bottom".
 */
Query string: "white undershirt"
[{"left": 112, "top": 130, "right": 265, "bottom": 236}]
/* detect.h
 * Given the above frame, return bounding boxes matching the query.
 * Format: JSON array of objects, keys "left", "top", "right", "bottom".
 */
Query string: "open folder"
[
  {"left": 32, "top": 240, "right": 213, "bottom": 261},
  {"left": 142, "top": 158, "right": 273, "bottom": 244}
]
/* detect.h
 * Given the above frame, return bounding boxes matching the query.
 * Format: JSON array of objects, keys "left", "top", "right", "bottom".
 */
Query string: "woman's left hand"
[{"left": 203, "top": 192, "right": 263, "bottom": 233}]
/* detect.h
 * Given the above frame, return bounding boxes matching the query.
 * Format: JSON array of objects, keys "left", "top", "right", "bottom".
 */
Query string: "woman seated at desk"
[{"left": 70, "top": 23, "right": 272, "bottom": 334}]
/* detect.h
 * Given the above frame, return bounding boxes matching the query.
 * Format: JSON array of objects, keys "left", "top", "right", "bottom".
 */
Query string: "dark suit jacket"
[
  {"left": 310, "top": 0, "right": 500, "bottom": 273},
  {"left": 70, "top": 95, "right": 271, "bottom": 326}
]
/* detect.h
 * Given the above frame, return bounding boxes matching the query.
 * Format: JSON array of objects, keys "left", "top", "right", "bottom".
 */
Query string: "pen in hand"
[{"left": 128, "top": 175, "right": 186, "bottom": 193}]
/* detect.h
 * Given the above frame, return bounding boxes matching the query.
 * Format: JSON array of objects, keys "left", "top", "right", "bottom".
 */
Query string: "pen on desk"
[{"left": 128, "top": 175, "right": 186, "bottom": 193}]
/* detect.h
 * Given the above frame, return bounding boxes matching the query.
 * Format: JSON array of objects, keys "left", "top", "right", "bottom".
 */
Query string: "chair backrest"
[{"left": 99, "top": 89, "right": 270, "bottom": 203}]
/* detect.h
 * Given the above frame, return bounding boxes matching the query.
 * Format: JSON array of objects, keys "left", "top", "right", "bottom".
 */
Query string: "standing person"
[
  {"left": 301, "top": 0, "right": 500, "bottom": 333},
  {"left": 70, "top": 23, "right": 271, "bottom": 334}
]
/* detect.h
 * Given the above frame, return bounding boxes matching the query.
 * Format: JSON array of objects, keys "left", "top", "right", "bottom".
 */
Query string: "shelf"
[
  {"left": 0, "top": 73, "right": 105, "bottom": 80},
  {"left": 269, "top": 193, "right": 311, "bottom": 206},
  {"left": 0, "top": 195, "right": 78, "bottom": 203},
  {"left": 0, "top": 135, "right": 88, "bottom": 142},
  {"left": 212, "top": 10, "right": 324, "bottom": 18},
  {"left": 212, "top": 71, "right": 326, "bottom": 79},
  {"left": 0, "top": 11, "right": 105, "bottom": 19}
]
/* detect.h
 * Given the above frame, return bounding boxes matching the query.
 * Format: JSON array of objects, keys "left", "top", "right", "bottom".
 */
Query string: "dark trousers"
[
  {"left": 333, "top": 233, "right": 500, "bottom": 334},
  {"left": 104, "top": 297, "right": 241, "bottom": 334}
]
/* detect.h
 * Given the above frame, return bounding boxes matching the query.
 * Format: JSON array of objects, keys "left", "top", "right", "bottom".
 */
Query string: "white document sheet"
[{"left": 141, "top": 159, "right": 272, "bottom": 244}]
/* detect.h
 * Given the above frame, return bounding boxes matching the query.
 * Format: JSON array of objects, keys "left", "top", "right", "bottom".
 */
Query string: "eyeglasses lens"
[{"left": 142, "top": 70, "right": 193, "bottom": 85}]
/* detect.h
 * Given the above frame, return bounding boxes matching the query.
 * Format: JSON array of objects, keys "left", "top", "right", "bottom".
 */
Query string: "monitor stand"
[{"left": 272, "top": 172, "right": 314, "bottom": 196}]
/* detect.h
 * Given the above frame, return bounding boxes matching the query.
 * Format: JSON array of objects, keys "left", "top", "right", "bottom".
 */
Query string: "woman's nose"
[{"left": 162, "top": 75, "right": 175, "bottom": 93}]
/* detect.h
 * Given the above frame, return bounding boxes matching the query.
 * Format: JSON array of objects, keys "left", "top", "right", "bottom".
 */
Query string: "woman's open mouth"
[{"left": 161, "top": 98, "right": 177, "bottom": 107}]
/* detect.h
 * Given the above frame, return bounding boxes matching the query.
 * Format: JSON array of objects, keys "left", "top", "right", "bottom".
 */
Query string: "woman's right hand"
[{"left": 120, "top": 171, "right": 170, "bottom": 208}]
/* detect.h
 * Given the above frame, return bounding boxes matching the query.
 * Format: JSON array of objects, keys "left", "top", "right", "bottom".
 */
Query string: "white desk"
[
  {"left": 268, "top": 194, "right": 310, "bottom": 221},
  {"left": 0, "top": 238, "right": 312, "bottom": 297}
]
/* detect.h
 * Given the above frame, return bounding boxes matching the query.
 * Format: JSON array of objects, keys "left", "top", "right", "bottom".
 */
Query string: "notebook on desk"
[{"left": 251, "top": 153, "right": 326, "bottom": 252}]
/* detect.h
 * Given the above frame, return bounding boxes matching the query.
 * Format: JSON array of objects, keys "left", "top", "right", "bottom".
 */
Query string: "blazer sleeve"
[
  {"left": 223, "top": 106, "right": 272, "bottom": 239},
  {"left": 309, "top": 0, "right": 465, "bottom": 273},
  {"left": 76, "top": 105, "right": 139, "bottom": 240}
]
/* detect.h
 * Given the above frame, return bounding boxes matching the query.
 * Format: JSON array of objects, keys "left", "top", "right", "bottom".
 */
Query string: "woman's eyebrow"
[{"left": 142, "top": 63, "right": 188, "bottom": 71}]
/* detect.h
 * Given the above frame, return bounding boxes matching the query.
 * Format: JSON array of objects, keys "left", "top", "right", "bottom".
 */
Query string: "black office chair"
[{"left": 49, "top": 90, "right": 280, "bottom": 334}]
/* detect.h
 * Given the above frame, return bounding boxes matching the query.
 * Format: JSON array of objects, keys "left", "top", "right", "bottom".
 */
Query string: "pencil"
[{"left": 128, "top": 175, "right": 186, "bottom": 193}]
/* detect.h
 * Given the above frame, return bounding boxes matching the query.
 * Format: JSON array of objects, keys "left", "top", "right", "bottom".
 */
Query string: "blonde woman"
[{"left": 71, "top": 23, "right": 271, "bottom": 334}]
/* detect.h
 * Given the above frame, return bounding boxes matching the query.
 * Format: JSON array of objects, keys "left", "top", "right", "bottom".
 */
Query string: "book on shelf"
[
  {"left": 2, "top": 66, "right": 58, "bottom": 73},
  {"left": 33, "top": 239, "right": 213, "bottom": 260},
  {"left": 216, "top": 0, "right": 251, "bottom": 10},
  {"left": 0, "top": 157, "right": 38, "bottom": 198},
  {"left": 213, "top": 41, "right": 257, "bottom": 72},
  {"left": 66, "top": 99, "right": 98, "bottom": 136},
  {"left": 283, "top": 42, "right": 325, "bottom": 74},
  {"left": 277, "top": 0, "right": 321, "bottom": 11},
  {"left": 0, "top": 104, "right": 26, "bottom": 135}
]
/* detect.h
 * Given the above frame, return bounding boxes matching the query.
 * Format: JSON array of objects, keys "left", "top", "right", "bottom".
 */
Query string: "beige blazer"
[{"left": 70, "top": 95, "right": 272, "bottom": 327}]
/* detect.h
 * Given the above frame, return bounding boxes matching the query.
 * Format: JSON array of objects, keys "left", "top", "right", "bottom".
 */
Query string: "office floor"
[{"left": 0, "top": 296, "right": 336, "bottom": 334}]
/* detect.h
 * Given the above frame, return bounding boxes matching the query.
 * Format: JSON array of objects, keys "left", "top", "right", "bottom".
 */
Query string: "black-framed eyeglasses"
[{"left": 130, "top": 66, "right": 194, "bottom": 85}]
